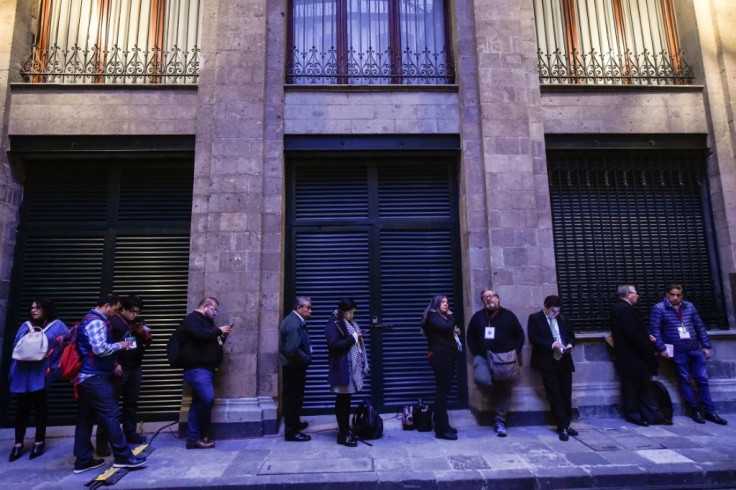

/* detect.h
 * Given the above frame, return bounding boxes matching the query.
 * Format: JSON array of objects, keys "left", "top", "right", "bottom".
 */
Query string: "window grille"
[
  {"left": 21, "top": 0, "right": 201, "bottom": 84},
  {"left": 534, "top": 0, "right": 694, "bottom": 85},
  {"left": 547, "top": 148, "right": 726, "bottom": 331},
  {"left": 287, "top": 0, "right": 454, "bottom": 85}
]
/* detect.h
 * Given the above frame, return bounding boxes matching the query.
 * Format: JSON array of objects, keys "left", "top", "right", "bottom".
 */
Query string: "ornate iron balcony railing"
[
  {"left": 538, "top": 48, "right": 694, "bottom": 85},
  {"left": 287, "top": 46, "right": 455, "bottom": 85},
  {"left": 21, "top": 44, "right": 200, "bottom": 84}
]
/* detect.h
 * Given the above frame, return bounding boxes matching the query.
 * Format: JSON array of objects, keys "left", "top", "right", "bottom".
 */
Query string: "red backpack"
[{"left": 47, "top": 314, "right": 96, "bottom": 396}]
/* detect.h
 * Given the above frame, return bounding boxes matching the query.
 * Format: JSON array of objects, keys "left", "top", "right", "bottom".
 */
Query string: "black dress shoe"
[
  {"left": 285, "top": 432, "right": 311, "bottom": 442},
  {"left": 704, "top": 412, "right": 728, "bottom": 425},
  {"left": 625, "top": 417, "right": 649, "bottom": 427},
  {"left": 447, "top": 425, "right": 458, "bottom": 435},
  {"left": 652, "top": 417, "right": 673, "bottom": 426},
  {"left": 126, "top": 434, "right": 148, "bottom": 444},
  {"left": 558, "top": 428, "right": 569, "bottom": 441},
  {"left": 435, "top": 431, "right": 458, "bottom": 441},
  {"left": 29, "top": 442, "right": 45, "bottom": 459},
  {"left": 297, "top": 421, "right": 309, "bottom": 431},
  {"left": 9, "top": 445, "right": 23, "bottom": 462},
  {"left": 691, "top": 410, "right": 706, "bottom": 424},
  {"left": 337, "top": 432, "right": 358, "bottom": 447},
  {"left": 566, "top": 427, "right": 578, "bottom": 437}
]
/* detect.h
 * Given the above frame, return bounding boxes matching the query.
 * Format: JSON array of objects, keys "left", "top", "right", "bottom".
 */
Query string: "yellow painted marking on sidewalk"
[
  {"left": 95, "top": 467, "right": 120, "bottom": 481},
  {"left": 132, "top": 444, "right": 149, "bottom": 455}
]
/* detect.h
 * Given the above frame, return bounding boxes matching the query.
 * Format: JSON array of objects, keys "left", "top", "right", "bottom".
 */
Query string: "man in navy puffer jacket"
[{"left": 649, "top": 283, "right": 727, "bottom": 426}]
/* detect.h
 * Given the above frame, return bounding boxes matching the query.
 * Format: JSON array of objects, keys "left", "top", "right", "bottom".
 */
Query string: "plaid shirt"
[{"left": 78, "top": 317, "right": 122, "bottom": 384}]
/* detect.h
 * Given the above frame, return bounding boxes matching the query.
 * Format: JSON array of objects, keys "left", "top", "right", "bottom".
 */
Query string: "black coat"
[
  {"left": 527, "top": 310, "right": 575, "bottom": 372},
  {"left": 610, "top": 298, "right": 658, "bottom": 376},
  {"left": 179, "top": 311, "right": 224, "bottom": 370},
  {"left": 466, "top": 307, "right": 524, "bottom": 357},
  {"left": 325, "top": 313, "right": 357, "bottom": 387}
]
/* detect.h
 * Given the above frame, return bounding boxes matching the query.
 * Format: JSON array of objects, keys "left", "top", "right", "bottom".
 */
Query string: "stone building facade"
[{"left": 0, "top": 0, "right": 735, "bottom": 435}]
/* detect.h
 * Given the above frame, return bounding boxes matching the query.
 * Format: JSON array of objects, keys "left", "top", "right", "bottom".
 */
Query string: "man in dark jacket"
[
  {"left": 466, "top": 289, "right": 525, "bottom": 437},
  {"left": 650, "top": 283, "right": 727, "bottom": 425},
  {"left": 527, "top": 295, "right": 577, "bottom": 441},
  {"left": 180, "top": 297, "right": 231, "bottom": 449},
  {"left": 279, "top": 296, "right": 313, "bottom": 441},
  {"left": 610, "top": 285, "right": 667, "bottom": 427}
]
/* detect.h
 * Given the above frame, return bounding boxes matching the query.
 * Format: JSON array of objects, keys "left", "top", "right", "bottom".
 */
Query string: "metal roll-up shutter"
[
  {"left": 288, "top": 157, "right": 465, "bottom": 413},
  {"left": 2, "top": 159, "right": 193, "bottom": 426},
  {"left": 548, "top": 148, "right": 726, "bottom": 331}
]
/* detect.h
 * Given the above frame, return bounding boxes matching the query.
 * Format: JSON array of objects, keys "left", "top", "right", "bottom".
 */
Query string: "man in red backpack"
[{"left": 72, "top": 293, "right": 147, "bottom": 473}]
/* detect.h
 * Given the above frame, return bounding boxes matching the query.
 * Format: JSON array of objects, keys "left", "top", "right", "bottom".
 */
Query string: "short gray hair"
[{"left": 617, "top": 285, "right": 635, "bottom": 298}]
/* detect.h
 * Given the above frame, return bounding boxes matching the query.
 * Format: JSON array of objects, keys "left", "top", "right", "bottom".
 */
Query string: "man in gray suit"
[{"left": 279, "top": 296, "right": 313, "bottom": 441}]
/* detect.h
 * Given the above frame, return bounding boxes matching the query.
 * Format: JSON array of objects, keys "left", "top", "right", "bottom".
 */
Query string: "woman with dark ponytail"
[
  {"left": 421, "top": 294, "right": 462, "bottom": 440},
  {"left": 8, "top": 297, "right": 68, "bottom": 461},
  {"left": 325, "top": 298, "right": 369, "bottom": 447}
]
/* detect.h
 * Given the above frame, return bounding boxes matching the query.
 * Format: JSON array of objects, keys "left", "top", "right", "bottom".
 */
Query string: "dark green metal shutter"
[
  {"left": 548, "top": 148, "right": 726, "bottom": 330},
  {"left": 2, "top": 159, "right": 193, "bottom": 426},
  {"left": 288, "top": 158, "right": 465, "bottom": 412}
]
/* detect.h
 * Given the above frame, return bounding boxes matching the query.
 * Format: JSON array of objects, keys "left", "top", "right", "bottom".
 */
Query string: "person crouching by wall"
[
  {"left": 421, "top": 295, "right": 462, "bottom": 441},
  {"left": 325, "top": 298, "right": 369, "bottom": 447}
]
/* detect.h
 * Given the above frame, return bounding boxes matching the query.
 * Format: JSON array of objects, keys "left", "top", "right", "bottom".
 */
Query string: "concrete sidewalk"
[{"left": 1, "top": 410, "right": 735, "bottom": 489}]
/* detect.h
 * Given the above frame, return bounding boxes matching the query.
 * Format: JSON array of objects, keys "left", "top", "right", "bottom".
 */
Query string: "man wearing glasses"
[
  {"left": 466, "top": 289, "right": 525, "bottom": 438},
  {"left": 610, "top": 285, "right": 666, "bottom": 427},
  {"left": 179, "top": 297, "right": 231, "bottom": 449},
  {"left": 528, "top": 295, "right": 577, "bottom": 441},
  {"left": 279, "top": 296, "right": 314, "bottom": 441}
]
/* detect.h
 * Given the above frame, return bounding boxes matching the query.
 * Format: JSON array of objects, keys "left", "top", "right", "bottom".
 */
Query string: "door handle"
[{"left": 370, "top": 316, "right": 393, "bottom": 330}]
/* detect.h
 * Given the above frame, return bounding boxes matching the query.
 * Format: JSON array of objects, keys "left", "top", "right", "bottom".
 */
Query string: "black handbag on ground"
[{"left": 413, "top": 400, "right": 433, "bottom": 432}]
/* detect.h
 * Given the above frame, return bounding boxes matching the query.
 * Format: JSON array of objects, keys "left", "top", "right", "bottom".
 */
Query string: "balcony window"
[
  {"left": 286, "top": 0, "right": 454, "bottom": 85},
  {"left": 534, "top": 0, "right": 694, "bottom": 85},
  {"left": 22, "top": 0, "right": 201, "bottom": 84}
]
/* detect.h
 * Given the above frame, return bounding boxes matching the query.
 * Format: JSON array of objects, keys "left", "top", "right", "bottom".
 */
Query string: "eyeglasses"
[
  {"left": 482, "top": 294, "right": 497, "bottom": 300},
  {"left": 207, "top": 304, "right": 219, "bottom": 313},
  {"left": 298, "top": 304, "right": 312, "bottom": 311}
]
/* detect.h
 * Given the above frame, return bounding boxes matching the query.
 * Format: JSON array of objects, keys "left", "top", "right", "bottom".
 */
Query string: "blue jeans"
[
  {"left": 74, "top": 374, "right": 133, "bottom": 465},
  {"left": 673, "top": 349, "right": 715, "bottom": 414},
  {"left": 183, "top": 368, "right": 215, "bottom": 443}
]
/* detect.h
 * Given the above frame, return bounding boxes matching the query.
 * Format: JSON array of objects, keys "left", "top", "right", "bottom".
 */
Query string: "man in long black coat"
[
  {"left": 610, "top": 285, "right": 668, "bottom": 426},
  {"left": 528, "top": 295, "right": 577, "bottom": 441}
]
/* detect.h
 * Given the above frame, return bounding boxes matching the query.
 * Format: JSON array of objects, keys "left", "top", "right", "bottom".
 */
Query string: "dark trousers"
[
  {"left": 621, "top": 374, "right": 661, "bottom": 422},
  {"left": 97, "top": 368, "right": 143, "bottom": 447},
  {"left": 540, "top": 367, "right": 573, "bottom": 430},
  {"left": 335, "top": 393, "right": 352, "bottom": 436},
  {"left": 282, "top": 365, "right": 307, "bottom": 437},
  {"left": 183, "top": 368, "right": 215, "bottom": 444},
  {"left": 429, "top": 350, "right": 455, "bottom": 434},
  {"left": 74, "top": 375, "right": 133, "bottom": 465},
  {"left": 15, "top": 389, "right": 48, "bottom": 444}
]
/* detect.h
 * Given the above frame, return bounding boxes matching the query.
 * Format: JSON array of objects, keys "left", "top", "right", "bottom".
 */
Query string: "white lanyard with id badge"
[
  {"left": 484, "top": 308, "right": 500, "bottom": 341},
  {"left": 674, "top": 307, "right": 690, "bottom": 339}
]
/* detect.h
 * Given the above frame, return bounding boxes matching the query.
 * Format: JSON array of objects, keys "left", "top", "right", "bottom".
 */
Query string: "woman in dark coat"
[
  {"left": 8, "top": 298, "right": 68, "bottom": 461},
  {"left": 421, "top": 295, "right": 462, "bottom": 440},
  {"left": 325, "top": 298, "right": 369, "bottom": 447}
]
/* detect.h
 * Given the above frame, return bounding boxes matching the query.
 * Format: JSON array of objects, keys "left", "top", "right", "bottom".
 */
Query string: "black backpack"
[
  {"left": 352, "top": 400, "right": 383, "bottom": 440},
  {"left": 649, "top": 379, "right": 674, "bottom": 421},
  {"left": 413, "top": 400, "right": 433, "bottom": 432},
  {"left": 166, "top": 326, "right": 185, "bottom": 368}
]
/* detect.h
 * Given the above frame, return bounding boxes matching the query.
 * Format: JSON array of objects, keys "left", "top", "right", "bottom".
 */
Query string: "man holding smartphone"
[{"left": 178, "top": 297, "right": 231, "bottom": 449}]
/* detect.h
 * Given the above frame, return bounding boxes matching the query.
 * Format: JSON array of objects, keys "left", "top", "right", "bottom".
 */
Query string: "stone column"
[
  {"left": 462, "top": 0, "right": 558, "bottom": 419},
  {"left": 185, "top": 0, "right": 278, "bottom": 437},
  {"left": 691, "top": 0, "right": 736, "bottom": 323},
  {"left": 0, "top": 0, "right": 34, "bottom": 333}
]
